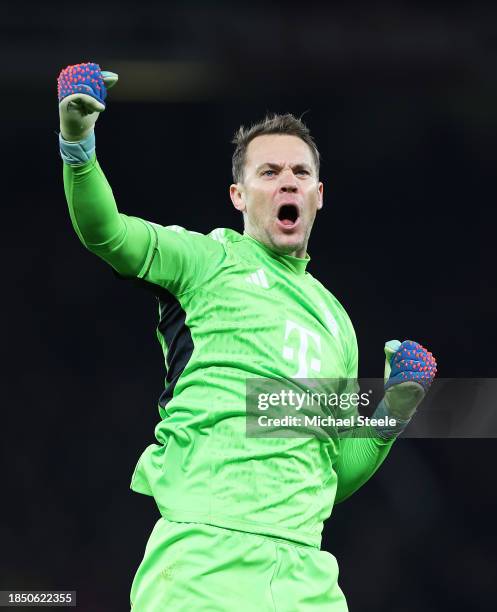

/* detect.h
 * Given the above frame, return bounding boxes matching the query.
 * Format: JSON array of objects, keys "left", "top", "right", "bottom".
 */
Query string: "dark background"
[{"left": 2, "top": 1, "right": 497, "bottom": 610}]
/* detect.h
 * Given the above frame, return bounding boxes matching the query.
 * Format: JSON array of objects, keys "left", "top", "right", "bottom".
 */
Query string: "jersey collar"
[{"left": 242, "top": 232, "right": 311, "bottom": 276}]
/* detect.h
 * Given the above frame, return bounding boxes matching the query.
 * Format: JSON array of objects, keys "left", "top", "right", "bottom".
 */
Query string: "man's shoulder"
[
  {"left": 144, "top": 223, "right": 243, "bottom": 256},
  {"left": 206, "top": 227, "right": 244, "bottom": 244},
  {"left": 148, "top": 223, "right": 242, "bottom": 246}
]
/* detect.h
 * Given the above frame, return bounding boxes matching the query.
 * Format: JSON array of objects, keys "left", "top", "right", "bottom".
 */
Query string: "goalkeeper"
[{"left": 57, "top": 63, "right": 437, "bottom": 611}]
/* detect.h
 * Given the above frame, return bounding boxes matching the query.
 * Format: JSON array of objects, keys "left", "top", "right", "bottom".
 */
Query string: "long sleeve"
[
  {"left": 63, "top": 154, "right": 155, "bottom": 278},
  {"left": 334, "top": 426, "right": 395, "bottom": 504},
  {"left": 333, "top": 311, "right": 396, "bottom": 504}
]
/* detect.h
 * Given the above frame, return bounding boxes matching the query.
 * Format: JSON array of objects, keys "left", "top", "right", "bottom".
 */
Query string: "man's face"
[{"left": 230, "top": 134, "right": 323, "bottom": 257}]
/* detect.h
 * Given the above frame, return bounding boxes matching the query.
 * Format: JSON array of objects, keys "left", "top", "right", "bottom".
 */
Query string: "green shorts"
[{"left": 130, "top": 518, "right": 348, "bottom": 611}]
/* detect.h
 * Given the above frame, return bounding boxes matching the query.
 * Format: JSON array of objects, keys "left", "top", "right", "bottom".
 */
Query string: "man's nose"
[{"left": 279, "top": 169, "right": 298, "bottom": 192}]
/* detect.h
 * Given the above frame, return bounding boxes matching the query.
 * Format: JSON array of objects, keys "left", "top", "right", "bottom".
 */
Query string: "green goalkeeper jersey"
[{"left": 63, "top": 155, "right": 395, "bottom": 548}]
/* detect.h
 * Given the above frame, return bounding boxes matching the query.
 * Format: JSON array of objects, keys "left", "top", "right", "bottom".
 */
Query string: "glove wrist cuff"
[
  {"left": 371, "top": 398, "right": 412, "bottom": 440},
  {"left": 59, "top": 131, "right": 95, "bottom": 165}
]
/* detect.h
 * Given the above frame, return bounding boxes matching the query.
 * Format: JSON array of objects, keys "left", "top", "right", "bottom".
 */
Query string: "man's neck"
[{"left": 243, "top": 230, "right": 308, "bottom": 259}]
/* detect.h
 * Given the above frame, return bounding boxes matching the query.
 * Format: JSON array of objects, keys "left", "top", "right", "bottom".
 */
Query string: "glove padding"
[
  {"left": 383, "top": 339, "right": 437, "bottom": 420},
  {"left": 58, "top": 62, "right": 118, "bottom": 142}
]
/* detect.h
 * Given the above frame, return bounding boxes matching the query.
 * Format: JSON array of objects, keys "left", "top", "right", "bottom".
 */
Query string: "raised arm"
[{"left": 58, "top": 63, "right": 153, "bottom": 278}]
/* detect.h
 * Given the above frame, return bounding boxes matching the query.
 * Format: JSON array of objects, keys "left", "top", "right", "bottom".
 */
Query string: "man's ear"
[
  {"left": 230, "top": 183, "right": 246, "bottom": 212},
  {"left": 317, "top": 182, "right": 324, "bottom": 210}
]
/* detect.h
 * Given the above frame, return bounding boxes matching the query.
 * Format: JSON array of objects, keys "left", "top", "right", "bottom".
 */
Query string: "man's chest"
[{"left": 186, "top": 259, "right": 349, "bottom": 380}]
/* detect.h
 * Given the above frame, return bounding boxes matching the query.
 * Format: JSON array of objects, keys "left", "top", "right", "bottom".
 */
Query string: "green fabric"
[
  {"left": 334, "top": 428, "right": 395, "bottom": 503},
  {"left": 130, "top": 518, "right": 348, "bottom": 611},
  {"left": 63, "top": 157, "right": 396, "bottom": 548},
  {"left": 63, "top": 154, "right": 153, "bottom": 277}
]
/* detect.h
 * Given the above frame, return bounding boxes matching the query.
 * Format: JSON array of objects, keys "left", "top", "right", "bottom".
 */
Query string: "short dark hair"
[{"left": 231, "top": 113, "right": 320, "bottom": 183}]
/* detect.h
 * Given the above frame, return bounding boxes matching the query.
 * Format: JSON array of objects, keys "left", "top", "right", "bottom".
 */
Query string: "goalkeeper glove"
[
  {"left": 372, "top": 339, "right": 437, "bottom": 438},
  {"left": 384, "top": 339, "right": 437, "bottom": 420},
  {"left": 57, "top": 62, "right": 118, "bottom": 142}
]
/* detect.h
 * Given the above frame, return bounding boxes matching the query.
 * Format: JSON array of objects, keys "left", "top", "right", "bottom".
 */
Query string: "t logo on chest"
[{"left": 282, "top": 320, "right": 322, "bottom": 378}]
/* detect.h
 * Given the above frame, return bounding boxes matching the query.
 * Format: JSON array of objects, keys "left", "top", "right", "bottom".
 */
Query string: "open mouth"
[{"left": 277, "top": 204, "right": 300, "bottom": 228}]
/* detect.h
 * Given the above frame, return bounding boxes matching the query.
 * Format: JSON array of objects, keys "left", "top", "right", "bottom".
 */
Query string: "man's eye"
[
  {"left": 262, "top": 170, "right": 275, "bottom": 176},
  {"left": 297, "top": 169, "right": 310, "bottom": 176}
]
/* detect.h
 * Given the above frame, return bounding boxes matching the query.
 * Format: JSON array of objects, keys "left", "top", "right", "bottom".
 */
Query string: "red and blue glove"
[
  {"left": 372, "top": 340, "right": 437, "bottom": 438},
  {"left": 384, "top": 339, "right": 437, "bottom": 421},
  {"left": 57, "top": 62, "right": 118, "bottom": 142}
]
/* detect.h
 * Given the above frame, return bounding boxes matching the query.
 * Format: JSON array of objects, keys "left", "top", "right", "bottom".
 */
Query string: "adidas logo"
[{"left": 245, "top": 268, "right": 269, "bottom": 288}]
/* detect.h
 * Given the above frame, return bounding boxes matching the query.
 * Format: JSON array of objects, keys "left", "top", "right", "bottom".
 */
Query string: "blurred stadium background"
[{"left": 2, "top": 1, "right": 497, "bottom": 610}]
